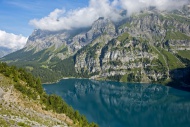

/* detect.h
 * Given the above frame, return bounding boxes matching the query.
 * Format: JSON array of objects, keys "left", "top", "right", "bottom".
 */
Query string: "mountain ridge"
[
  {"left": 1, "top": 6, "right": 190, "bottom": 86},
  {"left": 0, "top": 47, "right": 14, "bottom": 58}
]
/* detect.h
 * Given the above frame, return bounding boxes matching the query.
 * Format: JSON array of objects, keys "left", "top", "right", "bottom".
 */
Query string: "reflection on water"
[{"left": 43, "top": 79, "right": 190, "bottom": 127}]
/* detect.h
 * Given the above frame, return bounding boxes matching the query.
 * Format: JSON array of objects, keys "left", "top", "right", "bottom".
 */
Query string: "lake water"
[{"left": 43, "top": 79, "right": 190, "bottom": 127}]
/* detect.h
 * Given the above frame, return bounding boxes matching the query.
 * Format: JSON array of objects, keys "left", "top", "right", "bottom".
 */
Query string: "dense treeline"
[
  {"left": 6, "top": 56, "right": 93, "bottom": 83},
  {"left": 7, "top": 60, "right": 62, "bottom": 83},
  {"left": 50, "top": 56, "right": 91, "bottom": 79},
  {"left": 0, "top": 62, "right": 98, "bottom": 127},
  {"left": 51, "top": 57, "right": 78, "bottom": 77},
  {"left": 176, "top": 54, "right": 190, "bottom": 67},
  {"left": 31, "top": 66, "right": 62, "bottom": 83}
]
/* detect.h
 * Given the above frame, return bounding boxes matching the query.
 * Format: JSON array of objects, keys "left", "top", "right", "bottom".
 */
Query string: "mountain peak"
[
  {"left": 87, "top": 17, "right": 116, "bottom": 40},
  {"left": 24, "top": 29, "right": 69, "bottom": 52},
  {"left": 98, "top": 17, "right": 104, "bottom": 20}
]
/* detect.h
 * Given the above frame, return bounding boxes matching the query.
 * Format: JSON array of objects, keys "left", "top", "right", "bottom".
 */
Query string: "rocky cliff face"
[
  {"left": 20, "top": 17, "right": 116, "bottom": 63},
  {"left": 25, "top": 29, "right": 69, "bottom": 52},
  {"left": 74, "top": 9, "right": 190, "bottom": 83},
  {"left": 2, "top": 7, "right": 190, "bottom": 83}
]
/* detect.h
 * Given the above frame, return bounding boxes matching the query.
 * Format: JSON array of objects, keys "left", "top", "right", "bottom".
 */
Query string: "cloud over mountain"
[
  {"left": 29, "top": 0, "right": 121, "bottom": 31},
  {"left": 120, "top": 0, "right": 189, "bottom": 16},
  {"left": 0, "top": 30, "right": 28, "bottom": 51},
  {"left": 30, "top": 0, "right": 189, "bottom": 31}
]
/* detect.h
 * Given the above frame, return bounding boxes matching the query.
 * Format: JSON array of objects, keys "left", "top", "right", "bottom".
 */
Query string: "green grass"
[
  {"left": 150, "top": 46, "right": 166, "bottom": 67},
  {"left": 0, "top": 74, "right": 13, "bottom": 88},
  {"left": 170, "top": 14, "right": 190, "bottom": 24},
  {"left": 0, "top": 117, "right": 9, "bottom": 127},
  {"left": 161, "top": 49, "right": 185, "bottom": 70},
  {"left": 177, "top": 50, "right": 190, "bottom": 60},
  {"left": 165, "top": 31, "right": 190, "bottom": 40},
  {"left": 117, "top": 32, "right": 130, "bottom": 42},
  {"left": 120, "top": 74, "right": 128, "bottom": 82},
  {"left": 138, "top": 12, "right": 150, "bottom": 18},
  {"left": 41, "top": 65, "right": 48, "bottom": 69},
  {"left": 17, "top": 122, "right": 30, "bottom": 127},
  {"left": 46, "top": 45, "right": 56, "bottom": 52},
  {"left": 120, "top": 68, "right": 142, "bottom": 82},
  {"left": 25, "top": 66, "right": 34, "bottom": 71},
  {"left": 119, "top": 22, "right": 131, "bottom": 29},
  {"left": 158, "top": 14, "right": 166, "bottom": 21}
]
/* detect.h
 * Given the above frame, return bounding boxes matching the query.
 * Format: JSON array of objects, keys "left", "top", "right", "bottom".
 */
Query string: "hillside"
[
  {"left": 1, "top": 6, "right": 190, "bottom": 85},
  {"left": 0, "top": 47, "right": 13, "bottom": 58},
  {"left": 0, "top": 62, "right": 98, "bottom": 127}
]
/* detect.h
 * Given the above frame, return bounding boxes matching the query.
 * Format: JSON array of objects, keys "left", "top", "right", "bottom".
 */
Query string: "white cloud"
[
  {"left": 120, "top": 0, "right": 189, "bottom": 16},
  {"left": 29, "top": 0, "right": 122, "bottom": 31},
  {"left": 29, "top": 0, "right": 189, "bottom": 31},
  {"left": 0, "top": 30, "right": 28, "bottom": 51}
]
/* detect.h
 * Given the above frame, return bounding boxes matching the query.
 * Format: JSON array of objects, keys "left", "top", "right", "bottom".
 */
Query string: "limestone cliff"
[
  {"left": 74, "top": 9, "right": 190, "bottom": 83},
  {"left": 2, "top": 7, "right": 190, "bottom": 84}
]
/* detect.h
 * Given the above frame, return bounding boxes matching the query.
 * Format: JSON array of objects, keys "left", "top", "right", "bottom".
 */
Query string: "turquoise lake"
[{"left": 43, "top": 79, "right": 190, "bottom": 127}]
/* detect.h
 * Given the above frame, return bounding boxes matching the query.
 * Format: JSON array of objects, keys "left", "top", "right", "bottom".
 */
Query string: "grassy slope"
[
  {"left": 165, "top": 31, "right": 190, "bottom": 40},
  {"left": 177, "top": 50, "right": 190, "bottom": 60},
  {"left": 0, "top": 74, "right": 70, "bottom": 126},
  {"left": 158, "top": 48, "right": 185, "bottom": 70},
  {"left": 0, "top": 63, "right": 98, "bottom": 127}
]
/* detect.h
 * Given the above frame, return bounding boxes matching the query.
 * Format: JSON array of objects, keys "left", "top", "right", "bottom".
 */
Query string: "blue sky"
[{"left": 0, "top": 0, "right": 88, "bottom": 36}]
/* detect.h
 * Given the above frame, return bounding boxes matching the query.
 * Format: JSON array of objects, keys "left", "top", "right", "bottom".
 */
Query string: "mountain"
[
  {"left": 0, "top": 47, "right": 13, "bottom": 58},
  {"left": 1, "top": 6, "right": 190, "bottom": 85},
  {"left": 0, "top": 62, "right": 98, "bottom": 126},
  {"left": 2, "top": 17, "right": 115, "bottom": 62}
]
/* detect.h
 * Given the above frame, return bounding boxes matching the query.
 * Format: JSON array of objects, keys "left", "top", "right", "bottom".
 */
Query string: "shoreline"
[
  {"left": 42, "top": 77, "right": 90, "bottom": 84},
  {"left": 42, "top": 77, "right": 190, "bottom": 93},
  {"left": 42, "top": 76, "right": 160, "bottom": 85}
]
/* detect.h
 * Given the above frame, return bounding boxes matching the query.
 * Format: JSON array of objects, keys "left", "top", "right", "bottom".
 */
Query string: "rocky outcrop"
[
  {"left": 86, "top": 17, "right": 116, "bottom": 41},
  {"left": 21, "top": 18, "right": 116, "bottom": 63},
  {"left": 74, "top": 9, "right": 190, "bottom": 83},
  {"left": 2, "top": 6, "right": 190, "bottom": 83},
  {"left": 74, "top": 32, "right": 168, "bottom": 82},
  {"left": 25, "top": 29, "right": 69, "bottom": 52},
  {"left": 119, "top": 11, "right": 190, "bottom": 48},
  {"left": 0, "top": 87, "right": 4, "bottom": 98}
]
